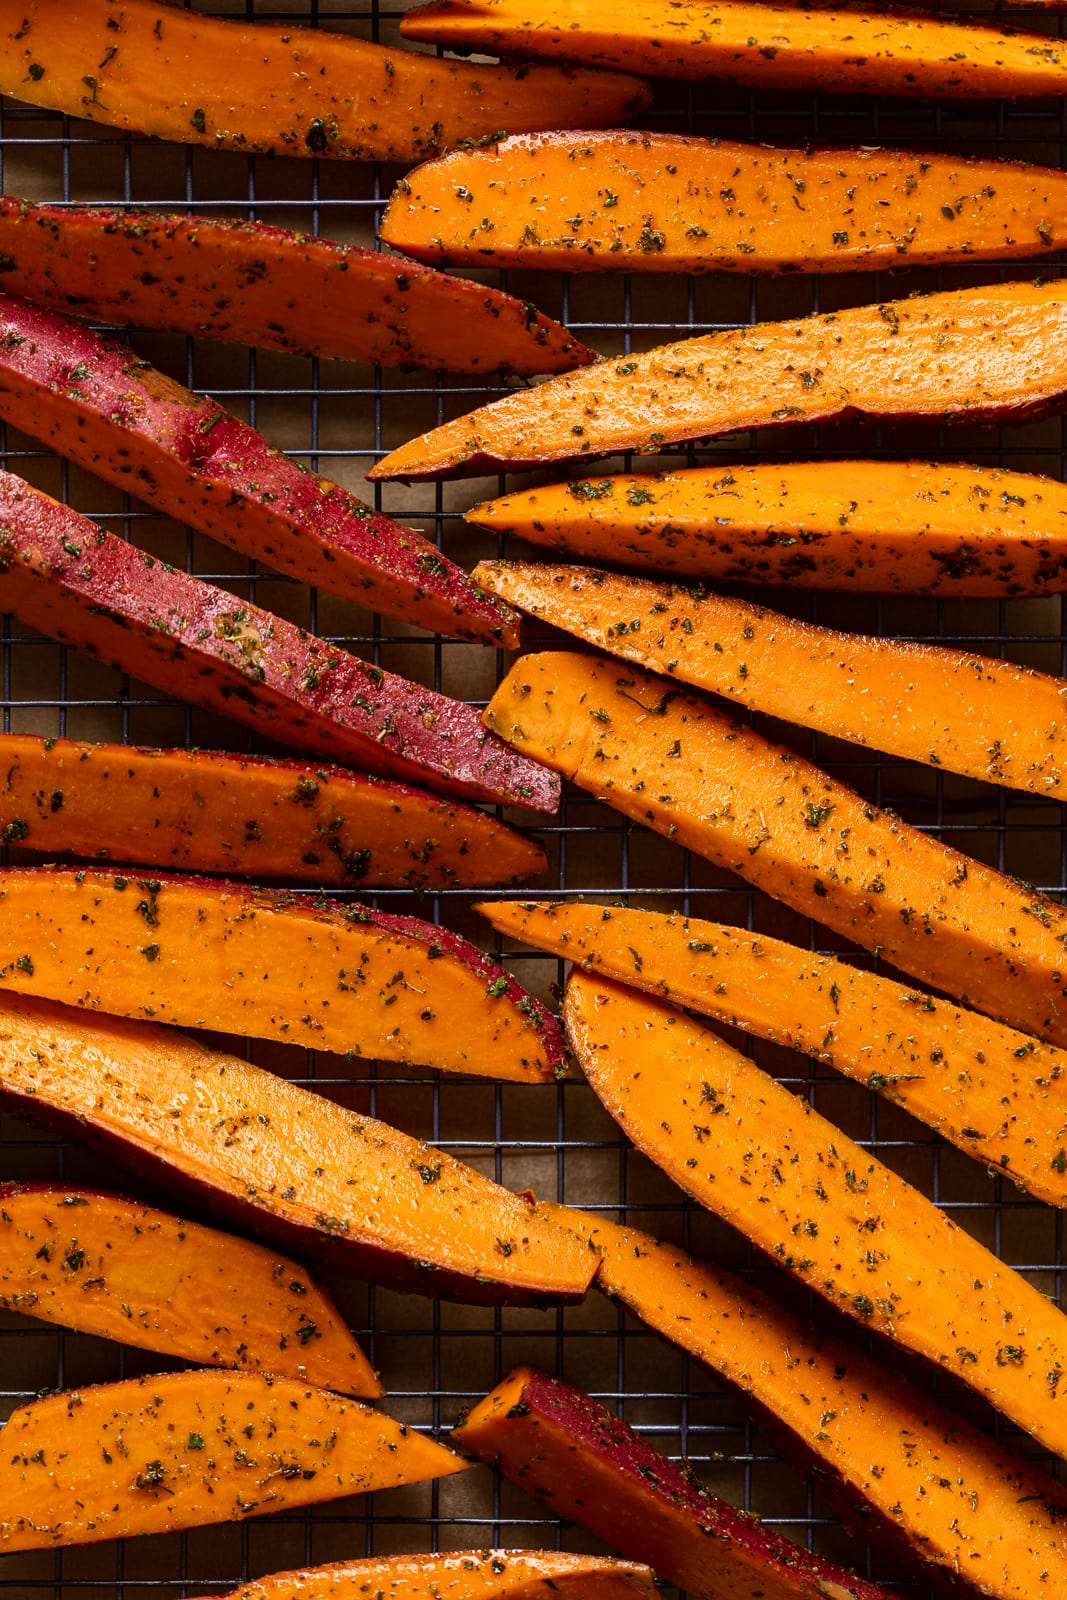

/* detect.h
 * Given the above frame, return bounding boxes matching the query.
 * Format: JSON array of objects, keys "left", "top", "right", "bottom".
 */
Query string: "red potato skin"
[
  {"left": 455, "top": 1366, "right": 893, "bottom": 1600},
  {"left": 369, "top": 278, "right": 1067, "bottom": 481},
  {"left": 0, "top": 991, "right": 592, "bottom": 1306},
  {"left": 0, "top": 292, "right": 519, "bottom": 646},
  {"left": 0, "top": 199, "right": 594, "bottom": 377},
  {"left": 0, "top": 470, "right": 559, "bottom": 812}
]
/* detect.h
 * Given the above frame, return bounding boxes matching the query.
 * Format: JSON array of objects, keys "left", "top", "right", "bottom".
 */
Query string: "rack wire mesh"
[{"left": 2, "top": 2, "right": 1067, "bottom": 1596}]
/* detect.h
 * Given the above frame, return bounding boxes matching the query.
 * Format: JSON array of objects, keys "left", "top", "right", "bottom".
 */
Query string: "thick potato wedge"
[
  {"left": 206, "top": 1551, "right": 657, "bottom": 1600},
  {"left": 382, "top": 131, "right": 1067, "bottom": 275},
  {"left": 0, "top": 991, "right": 594, "bottom": 1305},
  {"left": 0, "top": 1369, "right": 464, "bottom": 1551},
  {"left": 0, "top": 1182, "right": 380, "bottom": 1395},
  {"left": 0, "top": 867, "right": 565, "bottom": 1082},
  {"left": 0, "top": 0, "right": 650, "bottom": 162}
]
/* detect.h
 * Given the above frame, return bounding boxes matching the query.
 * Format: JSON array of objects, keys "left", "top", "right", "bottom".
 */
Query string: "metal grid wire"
[{"left": 3, "top": 3, "right": 1067, "bottom": 1596}]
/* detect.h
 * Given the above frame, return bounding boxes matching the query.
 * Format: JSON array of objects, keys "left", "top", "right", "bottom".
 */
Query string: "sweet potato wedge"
[
  {"left": 455, "top": 1365, "right": 893, "bottom": 1600},
  {"left": 0, "top": 734, "right": 545, "bottom": 890},
  {"left": 565, "top": 973, "right": 1067, "bottom": 1462},
  {"left": 0, "top": 294, "right": 520, "bottom": 645},
  {"left": 0, "top": 1368, "right": 464, "bottom": 1551},
  {"left": 0, "top": 199, "right": 592, "bottom": 378},
  {"left": 465, "top": 460, "right": 1067, "bottom": 599},
  {"left": 401, "top": 0, "right": 1067, "bottom": 100},
  {"left": 1, "top": 0, "right": 650, "bottom": 163},
  {"left": 0, "top": 991, "right": 594, "bottom": 1304},
  {"left": 565, "top": 1211, "right": 1067, "bottom": 1600},
  {"left": 370, "top": 278, "right": 1067, "bottom": 481},
  {"left": 481, "top": 900, "right": 1067, "bottom": 1211},
  {"left": 474, "top": 559, "right": 1067, "bottom": 798},
  {"left": 207, "top": 1551, "right": 657, "bottom": 1600},
  {"left": 0, "top": 867, "right": 564, "bottom": 1083},
  {"left": 0, "top": 1182, "right": 380, "bottom": 1396},
  {"left": 484, "top": 652, "right": 1067, "bottom": 1045},
  {"left": 382, "top": 131, "right": 1067, "bottom": 275},
  {"left": 0, "top": 472, "right": 558, "bottom": 812}
]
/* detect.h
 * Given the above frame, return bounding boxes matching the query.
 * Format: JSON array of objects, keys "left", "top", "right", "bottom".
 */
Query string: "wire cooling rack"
[{"left": 2, "top": 3, "right": 1067, "bottom": 1596}]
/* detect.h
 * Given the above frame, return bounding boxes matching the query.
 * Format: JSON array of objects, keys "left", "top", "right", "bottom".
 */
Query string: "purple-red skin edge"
[
  {"left": 0, "top": 468, "right": 559, "bottom": 812},
  {"left": 0, "top": 290, "right": 521, "bottom": 647},
  {"left": 0, "top": 865, "right": 567, "bottom": 1079},
  {"left": 463, "top": 1366, "right": 894, "bottom": 1600},
  {"left": 0, "top": 199, "right": 595, "bottom": 375}
]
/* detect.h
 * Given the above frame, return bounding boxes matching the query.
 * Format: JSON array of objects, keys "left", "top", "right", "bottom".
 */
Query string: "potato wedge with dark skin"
[
  {"left": 0, "top": 470, "right": 558, "bottom": 812},
  {"left": 0, "top": 199, "right": 594, "bottom": 377},
  {"left": 0, "top": 1183, "right": 381, "bottom": 1396},
  {"left": 0, "top": 1369, "right": 465, "bottom": 1551},
  {"left": 0, "top": 292, "right": 520, "bottom": 645},
  {"left": 455, "top": 1366, "right": 894, "bottom": 1600},
  {"left": 0, "top": 866, "right": 566, "bottom": 1083},
  {"left": 0, "top": 991, "right": 595, "bottom": 1306}
]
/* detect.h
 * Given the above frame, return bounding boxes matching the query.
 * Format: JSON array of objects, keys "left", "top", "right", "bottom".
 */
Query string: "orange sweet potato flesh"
[
  {"left": 370, "top": 279, "right": 1067, "bottom": 480},
  {"left": 565, "top": 973, "right": 1067, "bottom": 1466},
  {"left": 485, "top": 652, "right": 1067, "bottom": 1046},
  {"left": 0, "top": 198, "right": 592, "bottom": 377},
  {"left": 474, "top": 559, "right": 1067, "bottom": 798},
  {"left": 0, "top": 990, "right": 594, "bottom": 1305},
  {"left": 0, "top": 733, "right": 546, "bottom": 891},
  {"left": 0, "top": 1368, "right": 464, "bottom": 1551},
  {"left": 383, "top": 130, "right": 1067, "bottom": 274},
  {"left": 481, "top": 900, "right": 1067, "bottom": 1211},
  {"left": 0, "top": 469, "right": 557, "bottom": 812},
  {"left": 0, "top": 866, "right": 565, "bottom": 1083},
  {"left": 1, "top": 0, "right": 650, "bottom": 163},
  {"left": 556, "top": 1210, "right": 1067, "bottom": 1600},
  {"left": 0, "top": 1182, "right": 380, "bottom": 1396},
  {"left": 0, "top": 292, "right": 521, "bottom": 647},
  {"left": 207, "top": 1551, "right": 657, "bottom": 1600},
  {"left": 402, "top": 0, "right": 1067, "bottom": 100},
  {"left": 466, "top": 460, "right": 1067, "bottom": 599},
  {"left": 455, "top": 1365, "right": 892, "bottom": 1600}
]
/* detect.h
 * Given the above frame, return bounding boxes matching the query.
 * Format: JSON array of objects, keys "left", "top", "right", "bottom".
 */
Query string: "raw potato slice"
[
  {"left": 0, "top": 991, "right": 593, "bottom": 1304},
  {"left": 0, "top": 293, "right": 520, "bottom": 646},
  {"left": 402, "top": 0, "right": 1067, "bottom": 100},
  {"left": 455, "top": 1365, "right": 893, "bottom": 1600},
  {"left": 484, "top": 652, "right": 1067, "bottom": 1046},
  {"left": 0, "top": 734, "right": 546, "bottom": 890},
  {"left": 566, "top": 1211, "right": 1067, "bottom": 1600},
  {"left": 0, "top": 470, "right": 558, "bottom": 812},
  {"left": 0, "top": 0, "right": 650, "bottom": 163},
  {"left": 473, "top": 559, "right": 1067, "bottom": 796},
  {"left": 0, "top": 1183, "right": 380, "bottom": 1396},
  {"left": 480, "top": 900, "right": 1067, "bottom": 1210},
  {"left": 0, "top": 1369, "right": 464, "bottom": 1551},
  {"left": 382, "top": 131, "right": 1067, "bottom": 275},
  {"left": 0, "top": 200, "right": 593, "bottom": 377},
  {"left": 0, "top": 867, "right": 565, "bottom": 1082},
  {"left": 565, "top": 973, "right": 1067, "bottom": 1462},
  {"left": 370, "top": 278, "right": 1067, "bottom": 480},
  {"left": 206, "top": 1550, "right": 658, "bottom": 1600},
  {"left": 466, "top": 460, "right": 1067, "bottom": 599}
]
